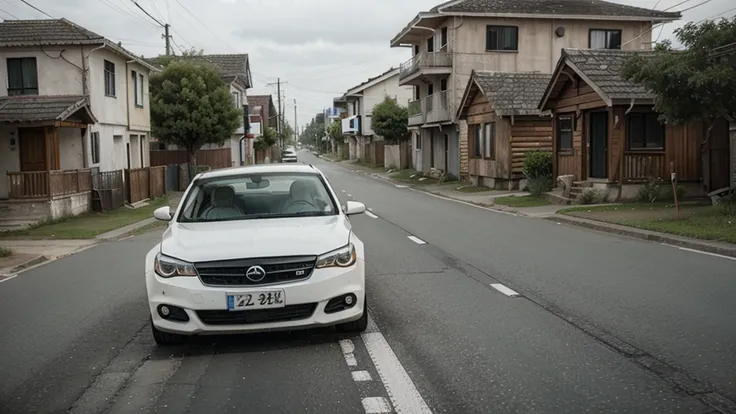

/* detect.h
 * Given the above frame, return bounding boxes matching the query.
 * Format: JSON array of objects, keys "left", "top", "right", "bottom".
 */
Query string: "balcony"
[
  {"left": 407, "top": 91, "right": 453, "bottom": 127},
  {"left": 426, "top": 90, "right": 453, "bottom": 124},
  {"left": 408, "top": 99, "right": 424, "bottom": 126},
  {"left": 399, "top": 43, "right": 453, "bottom": 85}
]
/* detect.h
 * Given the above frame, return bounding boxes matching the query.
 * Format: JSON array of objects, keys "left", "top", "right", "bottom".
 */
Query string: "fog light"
[
  {"left": 344, "top": 295, "right": 354, "bottom": 305},
  {"left": 160, "top": 305, "right": 170, "bottom": 316}
]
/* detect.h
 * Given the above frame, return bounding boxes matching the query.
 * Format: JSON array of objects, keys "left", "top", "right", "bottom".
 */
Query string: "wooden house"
[
  {"left": 456, "top": 70, "right": 553, "bottom": 189},
  {"left": 538, "top": 48, "right": 731, "bottom": 200}
]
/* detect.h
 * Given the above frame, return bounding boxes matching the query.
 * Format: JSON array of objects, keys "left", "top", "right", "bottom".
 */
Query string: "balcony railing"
[
  {"left": 7, "top": 169, "right": 92, "bottom": 199},
  {"left": 425, "top": 90, "right": 452, "bottom": 124},
  {"left": 399, "top": 41, "right": 453, "bottom": 81},
  {"left": 408, "top": 99, "right": 424, "bottom": 126}
]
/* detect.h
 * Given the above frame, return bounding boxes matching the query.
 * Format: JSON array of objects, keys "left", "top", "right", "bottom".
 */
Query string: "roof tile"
[
  {"left": 473, "top": 71, "right": 552, "bottom": 116},
  {"left": 0, "top": 95, "right": 93, "bottom": 123},
  {"left": 563, "top": 48, "right": 655, "bottom": 100},
  {"left": 435, "top": 0, "right": 679, "bottom": 19}
]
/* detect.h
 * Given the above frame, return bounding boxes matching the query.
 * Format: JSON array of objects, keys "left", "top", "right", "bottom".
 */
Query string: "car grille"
[
  {"left": 194, "top": 256, "right": 317, "bottom": 286},
  {"left": 196, "top": 303, "right": 317, "bottom": 325}
]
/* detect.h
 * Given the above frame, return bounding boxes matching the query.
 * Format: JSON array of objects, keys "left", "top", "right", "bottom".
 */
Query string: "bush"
[
  {"left": 637, "top": 177, "right": 687, "bottom": 202},
  {"left": 577, "top": 188, "right": 607, "bottom": 205},
  {"left": 523, "top": 151, "right": 553, "bottom": 179},
  {"left": 528, "top": 176, "right": 552, "bottom": 197},
  {"left": 715, "top": 194, "right": 736, "bottom": 216}
]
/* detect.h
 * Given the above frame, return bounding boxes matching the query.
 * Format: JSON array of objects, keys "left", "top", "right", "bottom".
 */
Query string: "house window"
[
  {"left": 440, "top": 78, "right": 447, "bottom": 91},
  {"left": 137, "top": 73, "right": 144, "bottom": 106},
  {"left": 132, "top": 70, "right": 144, "bottom": 106},
  {"left": 416, "top": 133, "right": 422, "bottom": 150},
  {"left": 627, "top": 112, "right": 665, "bottom": 150},
  {"left": 90, "top": 132, "right": 100, "bottom": 164},
  {"left": 558, "top": 114, "right": 574, "bottom": 151},
  {"left": 484, "top": 122, "right": 495, "bottom": 160},
  {"left": 427, "top": 84, "right": 434, "bottom": 96},
  {"left": 414, "top": 45, "right": 419, "bottom": 56},
  {"left": 427, "top": 37, "right": 434, "bottom": 53},
  {"left": 589, "top": 29, "right": 622, "bottom": 49},
  {"left": 486, "top": 26, "right": 518, "bottom": 51},
  {"left": 414, "top": 86, "right": 420, "bottom": 100},
  {"left": 104, "top": 60, "right": 116, "bottom": 97},
  {"left": 473, "top": 124, "right": 482, "bottom": 158},
  {"left": 440, "top": 27, "right": 448, "bottom": 49},
  {"left": 6, "top": 57, "right": 38, "bottom": 96},
  {"left": 232, "top": 92, "right": 240, "bottom": 107}
]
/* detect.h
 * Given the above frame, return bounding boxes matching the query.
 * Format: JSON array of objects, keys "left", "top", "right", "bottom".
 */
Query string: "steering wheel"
[{"left": 282, "top": 199, "right": 317, "bottom": 212}]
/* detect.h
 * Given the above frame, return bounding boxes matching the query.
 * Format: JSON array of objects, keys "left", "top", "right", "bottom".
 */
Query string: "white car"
[
  {"left": 281, "top": 149, "right": 298, "bottom": 163},
  {"left": 145, "top": 164, "right": 367, "bottom": 345}
]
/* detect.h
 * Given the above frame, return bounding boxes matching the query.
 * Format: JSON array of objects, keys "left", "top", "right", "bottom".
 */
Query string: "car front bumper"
[
  {"left": 282, "top": 157, "right": 298, "bottom": 162},
  {"left": 146, "top": 260, "right": 365, "bottom": 335}
]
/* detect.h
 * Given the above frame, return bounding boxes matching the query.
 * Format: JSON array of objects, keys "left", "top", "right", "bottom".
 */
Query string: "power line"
[
  {"left": 18, "top": 0, "right": 52, "bottom": 18},
  {"left": 128, "top": 0, "right": 164, "bottom": 26},
  {"left": 100, "top": 0, "right": 159, "bottom": 29},
  {"left": 173, "top": 0, "right": 235, "bottom": 52},
  {"left": 0, "top": 7, "right": 19, "bottom": 19}
]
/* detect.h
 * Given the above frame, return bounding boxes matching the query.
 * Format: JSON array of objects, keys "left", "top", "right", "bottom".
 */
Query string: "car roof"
[{"left": 198, "top": 163, "right": 319, "bottom": 179}]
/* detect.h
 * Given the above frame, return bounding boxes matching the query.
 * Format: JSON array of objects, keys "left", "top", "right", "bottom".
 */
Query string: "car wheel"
[
  {"left": 150, "top": 316, "right": 186, "bottom": 346},
  {"left": 336, "top": 296, "right": 368, "bottom": 333}
]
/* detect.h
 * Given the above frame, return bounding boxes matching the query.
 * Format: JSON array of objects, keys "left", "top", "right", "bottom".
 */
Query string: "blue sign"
[{"left": 326, "top": 107, "right": 341, "bottom": 118}]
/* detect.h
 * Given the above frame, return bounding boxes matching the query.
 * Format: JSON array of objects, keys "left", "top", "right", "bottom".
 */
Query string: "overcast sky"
[{"left": 1, "top": 0, "right": 732, "bottom": 132}]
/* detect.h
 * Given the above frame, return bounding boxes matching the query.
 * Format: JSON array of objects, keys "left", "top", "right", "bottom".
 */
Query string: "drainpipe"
[{"left": 238, "top": 135, "right": 246, "bottom": 166}]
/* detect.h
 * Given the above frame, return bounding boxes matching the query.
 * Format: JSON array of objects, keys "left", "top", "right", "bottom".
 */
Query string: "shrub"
[
  {"left": 637, "top": 177, "right": 687, "bottom": 203},
  {"left": 528, "top": 176, "right": 552, "bottom": 197},
  {"left": 715, "top": 194, "right": 736, "bottom": 216},
  {"left": 523, "top": 151, "right": 553, "bottom": 179},
  {"left": 577, "top": 188, "right": 607, "bottom": 205}
]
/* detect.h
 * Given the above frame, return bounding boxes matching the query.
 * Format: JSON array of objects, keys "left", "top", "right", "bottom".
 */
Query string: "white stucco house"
[
  {"left": 0, "top": 18, "right": 158, "bottom": 221},
  {"left": 148, "top": 54, "right": 253, "bottom": 167},
  {"left": 334, "top": 67, "right": 414, "bottom": 160}
]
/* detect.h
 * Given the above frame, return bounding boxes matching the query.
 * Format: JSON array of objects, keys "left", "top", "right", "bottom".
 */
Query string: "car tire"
[
  {"left": 336, "top": 296, "right": 368, "bottom": 333},
  {"left": 150, "top": 316, "right": 186, "bottom": 346}
]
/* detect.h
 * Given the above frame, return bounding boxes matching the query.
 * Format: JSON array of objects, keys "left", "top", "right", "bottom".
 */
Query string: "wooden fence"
[
  {"left": 125, "top": 166, "right": 166, "bottom": 204},
  {"left": 150, "top": 148, "right": 232, "bottom": 169},
  {"left": 92, "top": 170, "right": 125, "bottom": 211},
  {"left": 366, "top": 141, "right": 385, "bottom": 166},
  {"left": 7, "top": 169, "right": 92, "bottom": 199}
]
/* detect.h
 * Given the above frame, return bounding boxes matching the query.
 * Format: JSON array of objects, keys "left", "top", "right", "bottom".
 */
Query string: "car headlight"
[
  {"left": 316, "top": 243, "right": 357, "bottom": 269},
  {"left": 154, "top": 253, "right": 198, "bottom": 278}
]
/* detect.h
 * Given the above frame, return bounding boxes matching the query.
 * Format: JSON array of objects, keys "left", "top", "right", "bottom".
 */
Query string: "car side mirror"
[
  {"left": 153, "top": 206, "right": 172, "bottom": 221},
  {"left": 344, "top": 201, "right": 366, "bottom": 216}
]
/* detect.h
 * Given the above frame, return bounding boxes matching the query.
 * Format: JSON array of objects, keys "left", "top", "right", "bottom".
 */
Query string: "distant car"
[
  {"left": 145, "top": 164, "right": 368, "bottom": 345},
  {"left": 282, "top": 149, "right": 298, "bottom": 163}
]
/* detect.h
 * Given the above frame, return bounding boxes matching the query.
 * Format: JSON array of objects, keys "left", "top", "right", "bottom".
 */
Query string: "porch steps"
[
  {"left": 569, "top": 181, "right": 593, "bottom": 199},
  {"left": 0, "top": 201, "right": 44, "bottom": 232}
]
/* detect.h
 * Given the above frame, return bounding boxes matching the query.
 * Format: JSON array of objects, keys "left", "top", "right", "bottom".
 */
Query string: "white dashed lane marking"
[
  {"left": 407, "top": 236, "right": 426, "bottom": 245},
  {"left": 365, "top": 211, "right": 378, "bottom": 219},
  {"left": 352, "top": 370, "right": 373, "bottom": 381},
  {"left": 395, "top": 185, "right": 408, "bottom": 188},
  {"left": 362, "top": 397, "right": 392, "bottom": 413},
  {"left": 490, "top": 283, "right": 520, "bottom": 297},
  {"left": 661, "top": 243, "right": 736, "bottom": 261},
  {"left": 347, "top": 194, "right": 353, "bottom": 197},
  {"left": 345, "top": 353, "right": 358, "bottom": 367}
]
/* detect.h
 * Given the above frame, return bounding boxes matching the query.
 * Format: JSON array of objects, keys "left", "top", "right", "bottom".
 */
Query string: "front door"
[
  {"left": 589, "top": 112, "right": 608, "bottom": 179},
  {"left": 19, "top": 127, "right": 47, "bottom": 171}
]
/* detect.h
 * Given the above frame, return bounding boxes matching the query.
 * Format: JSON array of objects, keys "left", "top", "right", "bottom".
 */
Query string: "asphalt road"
[{"left": 0, "top": 151, "right": 733, "bottom": 414}]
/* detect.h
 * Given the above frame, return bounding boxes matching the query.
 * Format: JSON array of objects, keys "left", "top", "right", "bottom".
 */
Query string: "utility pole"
[
  {"left": 293, "top": 99, "right": 297, "bottom": 148},
  {"left": 266, "top": 79, "right": 288, "bottom": 151},
  {"left": 163, "top": 24, "right": 171, "bottom": 55}
]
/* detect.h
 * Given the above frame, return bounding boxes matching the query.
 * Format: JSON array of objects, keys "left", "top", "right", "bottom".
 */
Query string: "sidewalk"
[{"left": 0, "top": 193, "right": 183, "bottom": 277}]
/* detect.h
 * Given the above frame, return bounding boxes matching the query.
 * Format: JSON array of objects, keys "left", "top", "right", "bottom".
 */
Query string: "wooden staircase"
[{"left": 569, "top": 181, "right": 593, "bottom": 200}]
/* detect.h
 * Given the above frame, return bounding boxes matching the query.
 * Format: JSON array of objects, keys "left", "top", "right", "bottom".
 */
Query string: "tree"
[
  {"left": 621, "top": 17, "right": 736, "bottom": 137},
  {"left": 371, "top": 96, "right": 409, "bottom": 144},
  {"left": 150, "top": 60, "right": 242, "bottom": 165},
  {"left": 254, "top": 126, "right": 277, "bottom": 151}
]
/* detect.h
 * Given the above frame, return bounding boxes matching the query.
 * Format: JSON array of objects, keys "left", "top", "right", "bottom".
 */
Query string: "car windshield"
[{"left": 177, "top": 172, "right": 338, "bottom": 222}]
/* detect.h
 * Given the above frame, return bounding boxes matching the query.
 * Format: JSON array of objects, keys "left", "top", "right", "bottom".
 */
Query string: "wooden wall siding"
[
  {"left": 464, "top": 93, "right": 511, "bottom": 179},
  {"left": 550, "top": 77, "right": 605, "bottom": 181},
  {"left": 665, "top": 121, "right": 703, "bottom": 182},
  {"left": 510, "top": 118, "right": 552, "bottom": 175}
]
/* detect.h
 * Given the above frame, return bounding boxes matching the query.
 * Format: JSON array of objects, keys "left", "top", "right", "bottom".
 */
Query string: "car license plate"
[{"left": 227, "top": 290, "right": 285, "bottom": 311}]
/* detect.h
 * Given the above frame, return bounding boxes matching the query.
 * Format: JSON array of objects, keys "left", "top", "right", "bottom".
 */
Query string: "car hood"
[{"left": 160, "top": 216, "right": 352, "bottom": 262}]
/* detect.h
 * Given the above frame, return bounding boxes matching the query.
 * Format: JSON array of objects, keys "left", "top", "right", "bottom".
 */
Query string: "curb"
[
  {"left": 0, "top": 255, "right": 49, "bottom": 277},
  {"left": 547, "top": 215, "right": 736, "bottom": 258}
]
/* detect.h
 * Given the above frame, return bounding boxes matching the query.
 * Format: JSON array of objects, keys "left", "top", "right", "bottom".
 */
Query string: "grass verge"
[
  {"left": 493, "top": 195, "right": 551, "bottom": 208},
  {"left": 456, "top": 185, "right": 490, "bottom": 193},
  {"left": 0, "top": 197, "right": 169, "bottom": 240},
  {"left": 0, "top": 246, "right": 12, "bottom": 258},
  {"left": 560, "top": 202, "right": 736, "bottom": 244}
]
